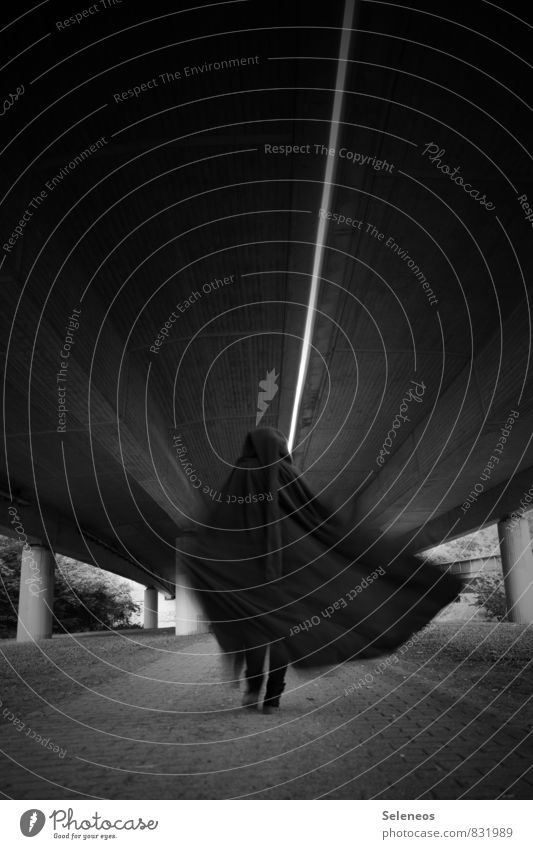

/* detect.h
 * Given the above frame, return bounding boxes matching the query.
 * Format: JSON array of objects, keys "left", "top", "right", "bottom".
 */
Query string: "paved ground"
[{"left": 0, "top": 623, "right": 532, "bottom": 799}]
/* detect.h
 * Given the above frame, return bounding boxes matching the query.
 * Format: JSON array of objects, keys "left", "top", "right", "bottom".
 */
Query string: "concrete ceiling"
[{"left": 1, "top": 0, "right": 531, "bottom": 586}]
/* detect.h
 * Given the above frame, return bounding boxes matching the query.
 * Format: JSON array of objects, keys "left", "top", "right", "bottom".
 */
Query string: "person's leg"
[
  {"left": 242, "top": 634, "right": 267, "bottom": 708},
  {"left": 244, "top": 644, "right": 267, "bottom": 693},
  {"left": 263, "top": 640, "right": 289, "bottom": 712}
]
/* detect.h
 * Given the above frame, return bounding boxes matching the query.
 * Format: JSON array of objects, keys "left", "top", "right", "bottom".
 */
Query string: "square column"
[
  {"left": 143, "top": 586, "right": 158, "bottom": 629},
  {"left": 17, "top": 544, "right": 55, "bottom": 641},
  {"left": 498, "top": 515, "right": 533, "bottom": 624},
  {"left": 175, "top": 539, "right": 207, "bottom": 635}
]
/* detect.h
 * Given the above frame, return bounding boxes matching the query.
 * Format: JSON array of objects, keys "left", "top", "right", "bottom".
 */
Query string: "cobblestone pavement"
[{"left": 0, "top": 624, "right": 532, "bottom": 799}]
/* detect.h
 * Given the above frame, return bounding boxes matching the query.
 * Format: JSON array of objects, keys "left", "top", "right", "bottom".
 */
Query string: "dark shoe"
[
  {"left": 263, "top": 674, "right": 285, "bottom": 714},
  {"left": 242, "top": 691, "right": 260, "bottom": 710}
]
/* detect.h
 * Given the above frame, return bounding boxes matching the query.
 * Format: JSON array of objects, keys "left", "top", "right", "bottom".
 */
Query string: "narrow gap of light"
[
  {"left": 288, "top": 6, "right": 355, "bottom": 458},
  {"left": 287, "top": 0, "right": 355, "bottom": 453}
]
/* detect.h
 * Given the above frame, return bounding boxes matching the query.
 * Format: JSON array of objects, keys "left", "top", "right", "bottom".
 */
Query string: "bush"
[
  {"left": 0, "top": 540, "right": 140, "bottom": 637},
  {"left": 473, "top": 575, "right": 507, "bottom": 621}
]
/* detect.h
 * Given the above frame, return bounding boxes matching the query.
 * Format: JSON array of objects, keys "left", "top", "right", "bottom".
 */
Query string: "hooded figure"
[{"left": 182, "top": 427, "right": 460, "bottom": 675}]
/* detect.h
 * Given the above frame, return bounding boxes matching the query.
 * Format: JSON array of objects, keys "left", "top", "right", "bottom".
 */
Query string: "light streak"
[{"left": 287, "top": 0, "right": 356, "bottom": 452}]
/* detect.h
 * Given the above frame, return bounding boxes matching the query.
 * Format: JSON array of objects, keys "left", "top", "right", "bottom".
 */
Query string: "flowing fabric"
[{"left": 182, "top": 427, "right": 460, "bottom": 669}]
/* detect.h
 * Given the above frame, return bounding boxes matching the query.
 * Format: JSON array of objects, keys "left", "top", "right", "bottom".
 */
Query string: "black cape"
[{"left": 182, "top": 427, "right": 460, "bottom": 668}]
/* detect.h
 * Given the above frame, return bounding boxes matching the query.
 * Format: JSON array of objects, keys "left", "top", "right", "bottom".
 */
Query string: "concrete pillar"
[
  {"left": 498, "top": 515, "right": 533, "bottom": 624},
  {"left": 175, "top": 541, "right": 206, "bottom": 635},
  {"left": 17, "top": 544, "right": 54, "bottom": 642},
  {"left": 143, "top": 586, "right": 158, "bottom": 630}
]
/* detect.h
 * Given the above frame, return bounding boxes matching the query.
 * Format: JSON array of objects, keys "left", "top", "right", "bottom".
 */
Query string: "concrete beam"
[
  {"left": 0, "top": 495, "right": 172, "bottom": 596},
  {"left": 403, "top": 464, "right": 533, "bottom": 553},
  {"left": 2, "top": 273, "right": 204, "bottom": 531},
  {"left": 498, "top": 515, "right": 533, "bottom": 624},
  {"left": 355, "top": 300, "right": 533, "bottom": 538},
  {"left": 143, "top": 586, "right": 159, "bottom": 629},
  {"left": 175, "top": 542, "right": 206, "bottom": 636},
  {"left": 16, "top": 545, "right": 54, "bottom": 642}
]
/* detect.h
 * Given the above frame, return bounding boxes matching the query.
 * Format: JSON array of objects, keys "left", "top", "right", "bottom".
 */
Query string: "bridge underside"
[{"left": 0, "top": 1, "right": 531, "bottom": 633}]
